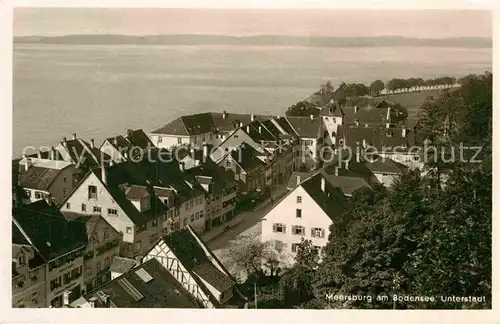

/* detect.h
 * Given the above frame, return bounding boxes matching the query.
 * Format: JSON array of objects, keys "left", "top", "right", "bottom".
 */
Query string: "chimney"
[
  {"left": 63, "top": 137, "right": 67, "bottom": 147},
  {"left": 310, "top": 114, "right": 314, "bottom": 120},
  {"left": 101, "top": 165, "right": 107, "bottom": 185},
  {"left": 296, "top": 175, "right": 301, "bottom": 186},
  {"left": 239, "top": 121, "right": 243, "bottom": 128},
  {"left": 89, "top": 297, "right": 97, "bottom": 308},
  {"left": 36, "top": 149, "right": 41, "bottom": 159},
  {"left": 50, "top": 147, "right": 56, "bottom": 160},
  {"left": 63, "top": 291, "right": 71, "bottom": 307},
  {"left": 190, "top": 148, "right": 195, "bottom": 157},
  {"left": 354, "top": 105, "right": 358, "bottom": 113},
  {"left": 72, "top": 133, "right": 77, "bottom": 140},
  {"left": 258, "top": 126, "right": 262, "bottom": 134},
  {"left": 246, "top": 125, "right": 250, "bottom": 133},
  {"left": 126, "top": 129, "right": 133, "bottom": 137},
  {"left": 355, "top": 119, "right": 360, "bottom": 126},
  {"left": 222, "top": 111, "right": 227, "bottom": 119},
  {"left": 321, "top": 177, "right": 326, "bottom": 192},
  {"left": 402, "top": 126, "right": 407, "bottom": 138},
  {"left": 195, "top": 159, "right": 200, "bottom": 166},
  {"left": 90, "top": 138, "right": 95, "bottom": 149},
  {"left": 386, "top": 107, "right": 391, "bottom": 126},
  {"left": 113, "top": 137, "right": 118, "bottom": 146},
  {"left": 251, "top": 114, "right": 255, "bottom": 121},
  {"left": 25, "top": 158, "right": 32, "bottom": 171},
  {"left": 334, "top": 167, "right": 339, "bottom": 176},
  {"left": 203, "top": 144, "right": 208, "bottom": 159},
  {"left": 179, "top": 162, "right": 185, "bottom": 172}
]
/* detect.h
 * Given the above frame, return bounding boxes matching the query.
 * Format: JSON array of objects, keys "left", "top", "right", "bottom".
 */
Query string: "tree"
[
  {"left": 286, "top": 100, "right": 319, "bottom": 117},
  {"left": 370, "top": 80, "right": 385, "bottom": 95},
  {"left": 278, "top": 239, "right": 317, "bottom": 306}
]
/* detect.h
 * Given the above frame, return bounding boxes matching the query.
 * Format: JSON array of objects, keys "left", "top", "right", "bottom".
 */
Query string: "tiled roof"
[
  {"left": 18, "top": 157, "right": 73, "bottom": 170},
  {"left": 85, "top": 258, "right": 202, "bottom": 308},
  {"left": 321, "top": 174, "right": 372, "bottom": 196},
  {"left": 151, "top": 117, "right": 189, "bottom": 136},
  {"left": 125, "top": 185, "right": 149, "bottom": 200},
  {"left": 365, "top": 157, "right": 408, "bottom": 174},
  {"left": 125, "top": 129, "right": 155, "bottom": 149},
  {"left": 110, "top": 256, "right": 139, "bottom": 274},
  {"left": 13, "top": 200, "right": 87, "bottom": 261},
  {"left": 183, "top": 160, "right": 237, "bottom": 194},
  {"left": 162, "top": 227, "right": 240, "bottom": 306},
  {"left": 211, "top": 112, "right": 270, "bottom": 133},
  {"left": 261, "top": 119, "right": 284, "bottom": 138},
  {"left": 341, "top": 107, "right": 389, "bottom": 125},
  {"left": 181, "top": 113, "right": 216, "bottom": 136},
  {"left": 273, "top": 117, "right": 296, "bottom": 135},
  {"left": 336, "top": 125, "right": 416, "bottom": 152},
  {"left": 105, "top": 135, "right": 132, "bottom": 152},
  {"left": 60, "top": 138, "right": 109, "bottom": 168},
  {"left": 230, "top": 143, "right": 266, "bottom": 173},
  {"left": 319, "top": 101, "right": 343, "bottom": 117},
  {"left": 285, "top": 116, "right": 322, "bottom": 139},
  {"left": 193, "top": 262, "right": 234, "bottom": 292},
  {"left": 246, "top": 121, "right": 278, "bottom": 143},
  {"left": 300, "top": 173, "right": 346, "bottom": 221},
  {"left": 19, "top": 166, "right": 62, "bottom": 191}
]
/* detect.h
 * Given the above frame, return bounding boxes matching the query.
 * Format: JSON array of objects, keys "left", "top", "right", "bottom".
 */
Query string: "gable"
[{"left": 59, "top": 172, "right": 135, "bottom": 243}]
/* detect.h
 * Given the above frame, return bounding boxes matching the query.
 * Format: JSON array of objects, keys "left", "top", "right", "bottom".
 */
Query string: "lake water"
[{"left": 13, "top": 44, "right": 492, "bottom": 155}]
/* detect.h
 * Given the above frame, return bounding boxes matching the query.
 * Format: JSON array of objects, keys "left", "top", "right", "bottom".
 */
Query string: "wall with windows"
[
  {"left": 82, "top": 217, "right": 122, "bottom": 295},
  {"left": 59, "top": 172, "right": 136, "bottom": 243},
  {"left": 179, "top": 194, "right": 206, "bottom": 234},
  {"left": 12, "top": 245, "right": 47, "bottom": 308},
  {"left": 46, "top": 248, "right": 85, "bottom": 308},
  {"left": 322, "top": 116, "right": 343, "bottom": 145},
  {"left": 149, "top": 134, "right": 190, "bottom": 149},
  {"left": 261, "top": 185, "right": 334, "bottom": 265}
]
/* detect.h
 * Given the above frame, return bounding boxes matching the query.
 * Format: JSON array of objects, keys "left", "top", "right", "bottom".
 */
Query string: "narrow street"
[{"left": 203, "top": 184, "right": 289, "bottom": 251}]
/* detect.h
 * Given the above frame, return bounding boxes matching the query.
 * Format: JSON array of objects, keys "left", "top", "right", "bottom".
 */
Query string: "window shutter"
[
  {"left": 273, "top": 223, "right": 277, "bottom": 232},
  {"left": 321, "top": 229, "right": 325, "bottom": 238},
  {"left": 311, "top": 228, "right": 315, "bottom": 237},
  {"left": 283, "top": 225, "right": 286, "bottom": 233}
]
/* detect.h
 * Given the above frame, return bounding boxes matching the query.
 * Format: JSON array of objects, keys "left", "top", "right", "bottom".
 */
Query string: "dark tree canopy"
[{"left": 286, "top": 100, "right": 320, "bottom": 117}]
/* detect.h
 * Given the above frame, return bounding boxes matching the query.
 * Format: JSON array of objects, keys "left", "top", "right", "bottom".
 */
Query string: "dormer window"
[{"left": 386, "top": 132, "right": 393, "bottom": 137}]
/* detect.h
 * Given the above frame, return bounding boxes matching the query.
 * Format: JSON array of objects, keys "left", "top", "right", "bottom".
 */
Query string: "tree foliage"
[
  {"left": 286, "top": 100, "right": 320, "bottom": 117},
  {"left": 370, "top": 79, "right": 385, "bottom": 95}
]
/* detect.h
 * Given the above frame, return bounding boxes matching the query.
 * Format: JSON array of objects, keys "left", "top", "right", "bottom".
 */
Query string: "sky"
[{"left": 14, "top": 8, "right": 492, "bottom": 38}]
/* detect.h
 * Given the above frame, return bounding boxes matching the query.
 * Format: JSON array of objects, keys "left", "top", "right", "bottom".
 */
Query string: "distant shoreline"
[{"left": 13, "top": 34, "right": 492, "bottom": 48}]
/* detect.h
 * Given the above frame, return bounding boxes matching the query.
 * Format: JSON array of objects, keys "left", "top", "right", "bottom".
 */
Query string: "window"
[
  {"left": 190, "top": 200, "right": 194, "bottom": 208},
  {"left": 195, "top": 212, "right": 199, "bottom": 220},
  {"left": 66, "top": 202, "right": 71, "bottom": 209},
  {"left": 296, "top": 209, "right": 302, "bottom": 218},
  {"left": 199, "top": 211, "right": 204, "bottom": 218},
  {"left": 96, "top": 261, "right": 101, "bottom": 273},
  {"left": 108, "top": 208, "right": 118, "bottom": 216},
  {"left": 63, "top": 188, "right": 69, "bottom": 197},
  {"left": 128, "top": 243, "right": 133, "bottom": 251},
  {"left": 24, "top": 190, "right": 31, "bottom": 198},
  {"left": 226, "top": 160, "right": 231, "bottom": 168},
  {"left": 157, "top": 136, "right": 162, "bottom": 143},
  {"left": 85, "top": 266, "right": 91, "bottom": 275},
  {"left": 202, "top": 135, "right": 206, "bottom": 142},
  {"left": 136, "top": 241, "right": 142, "bottom": 251},
  {"left": 88, "top": 185, "right": 98, "bottom": 199},
  {"left": 18, "top": 255, "right": 25, "bottom": 265},
  {"left": 296, "top": 196, "right": 302, "bottom": 204},
  {"left": 35, "top": 192, "right": 43, "bottom": 199},
  {"left": 291, "top": 243, "right": 300, "bottom": 253},
  {"left": 63, "top": 177, "right": 68, "bottom": 183},
  {"left": 191, "top": 214, "right": 195, "bottom": 222},
  {"left": 93, "top": 206, "right": 102, "bottom": 213},
  {"left": 413, "top": 156, "right": 420, "bottom": 161},
  {"left": 103, "top": 229, "right": 109, "bottom": 239},
  {"left": 273, "top": 223, "right": 286, "bottom": 233},
  {"left": 126, "top": 227, "right": 132, "bottom": 234},
  {"left": 292, "top": 225, "right": 305, "bottom": 236},
  {"left": 183, "top": 218, "right": 187, "bottom": 227},
  {"left": 81, "top": 204, "right": 86, "bottom": 212},
  {"left": 104, "top": 257, "right": 110, "bottom": 266},
  {"left": 177, "top": 137, "right": 182, "bottom": 144},
  {"left": 311, "top": 228, "right": 325, "bottom": 238}
]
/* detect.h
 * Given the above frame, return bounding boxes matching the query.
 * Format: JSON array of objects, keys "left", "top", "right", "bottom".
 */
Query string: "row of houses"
[{"left": 379, "top": 83, "right": 460, "bottom": 95}]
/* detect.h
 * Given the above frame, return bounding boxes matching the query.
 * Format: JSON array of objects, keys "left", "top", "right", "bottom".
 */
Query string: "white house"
[{"left": 261, "top": 172, "right": 345, "bottom": 265}]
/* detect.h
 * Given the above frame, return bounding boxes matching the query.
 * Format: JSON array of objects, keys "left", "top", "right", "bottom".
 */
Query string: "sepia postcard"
[{"left": 1, "top": 1, "right": 498, "bottom": 323}]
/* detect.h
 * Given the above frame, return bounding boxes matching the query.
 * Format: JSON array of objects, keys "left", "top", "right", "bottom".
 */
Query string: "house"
[
  {"left": 59, "top": 162, "right": 167, "bottom": 259},
  {"left": 17, "top": 157, "right": 81, "bottom": 205},
  {"left": 13, "top": 200, "right": 87, "bottom": 307},
  {"left": 320, "top": 161, "right": 375, "bottom": 197},
  {"left": 61, "top": 212, "right": 122, "bottom": 294},
  {"left": 141, "top": 226, "right": 247, "bottom": 308},
  {"left": 183, "top": 160, "right": 238, "bottom": 230},
  {"left": 284, "top": 116, "right": 324, "bottom": 170},
  {"left": 261, "top": 173, "right": 345, "bottom": 265},
  {"left": 100, "top": 129, "right": 155, "bottom": 163},
  {"left": 217, "top": 142, "right": 268, "bottom": 194},
  {"left": 335, "top": 124, "right": 423, "bottom": 170},
  {"left": 55, "top": 133, "right": 109, "bottom": 169},
  {"left": 71, "top": 258, "right": 203, "bottom": 308},
  {"left": 365, "top": 156, "right": 408, "bottom": 187},
  {"left": 110, "top": 256, "right": 139, "bottom": 280},
  {"left": 150, "top": 112, "right": 270, "bottom": 149},
  {"left": 12, "top": 226, "right": 47, "bottom": 308}
]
